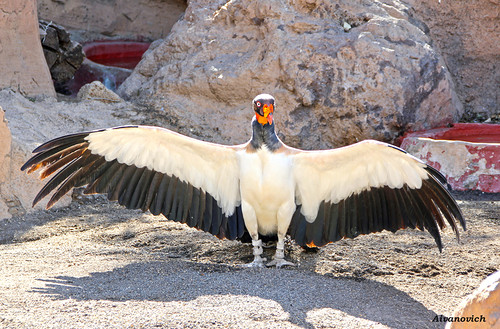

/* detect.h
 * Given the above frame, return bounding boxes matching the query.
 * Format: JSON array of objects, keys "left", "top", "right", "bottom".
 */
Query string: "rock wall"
[
  {"left": 119, "top": 0, "right": 463, "bottom": 149},
  {"left": 0, "top": 107, "right": 12, "bottom": 217},
  {"left": 0, "top": 0, "right": 56, "bottom": 97},
  {"left": 405, "top": 0, "right": 499, "bottom": 121},
  {"left": 0, "top": 100, "right": 55, "bottom": 218},
  {"left": 37, "top": 0, "right": 187, "bottom": 41}
]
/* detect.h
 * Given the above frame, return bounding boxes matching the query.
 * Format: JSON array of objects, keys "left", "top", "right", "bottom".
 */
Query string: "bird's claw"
[
  {"left": 244, "top": 257, "right": 267, "bottom": 268},
  {"left": 266, "top": 258, "right": 296, "bottom": 268}
]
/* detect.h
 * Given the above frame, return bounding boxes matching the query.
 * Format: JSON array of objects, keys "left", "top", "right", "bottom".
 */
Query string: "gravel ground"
[{"left": 0, "top": 191, "right": 498, "bottom": 328}]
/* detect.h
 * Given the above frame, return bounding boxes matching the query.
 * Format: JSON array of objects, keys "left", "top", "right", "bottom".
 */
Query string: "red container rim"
[
  {"left": 83, "top": 41, "right": 151, "bottom": 69},
  {"left": 402, "top": 123, "right": 500, "bottom": 144}
]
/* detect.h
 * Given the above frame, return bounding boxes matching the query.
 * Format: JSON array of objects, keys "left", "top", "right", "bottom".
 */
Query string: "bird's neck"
[{"left": 250, "top": 117, "right": 281, "bottom": 151}]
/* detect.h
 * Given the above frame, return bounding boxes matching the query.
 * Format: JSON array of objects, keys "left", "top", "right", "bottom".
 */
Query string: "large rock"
[
  {"left": 446, "top": 271, "right": 500, "bottom": 329},
  {"left": 405, "top": 0, "right": 499, "bottom": 121},
  {"left": 401, "top": 125, "right": 500, "bottom": 192},
  {"left": 0, "top": 0, "right": 55, "bottom": 97},
  {"left": 0, "top": 102, "right": 53, "bottom": 219},
  {"left": 119, "top": 0, "right": 463, "bottom": 149},
  {"left": 0, "top": 90, "right": 147, "bottom": 220},
  {"left": 77, "top": 81, "right": 123, "bottom": 103}
]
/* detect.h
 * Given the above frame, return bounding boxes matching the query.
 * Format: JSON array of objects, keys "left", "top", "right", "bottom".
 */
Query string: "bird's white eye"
[{"left": 256, "top": 101, "right": 261, "bottom": 107}]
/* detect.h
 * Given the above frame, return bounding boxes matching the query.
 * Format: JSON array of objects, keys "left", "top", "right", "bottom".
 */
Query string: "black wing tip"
[
  {"left": 21, "top": 133, "right": 92, "bottom": 173},
  {"left": 20, "top": 161, "right": 30, "bottom": 172},
  {"left": 31, "top": 131, "right": 90, "bottom": 153},
  {"left": 457, "top": 212, "right": 466, "bottom": 231},
  {"left": 424, "top": 172, "right": 467, "bottom": 232},
  {"left": 32, "top": 193, "right": 53, "bottom": 209},
  {"left": 424, "top": 165, "right": 449, "bottom": 187}
]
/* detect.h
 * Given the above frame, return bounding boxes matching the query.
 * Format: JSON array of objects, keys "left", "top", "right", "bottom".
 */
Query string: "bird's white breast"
[{"left": 237, "top": 147, "right": 295, "bottom": 235}]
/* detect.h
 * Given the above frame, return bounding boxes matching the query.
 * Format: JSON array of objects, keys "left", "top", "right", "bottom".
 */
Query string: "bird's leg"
[
  {"left": 241, "top": 201, "right": 266, "bottom": 267},
  {"left": 266, "top": 234, "right": 295, "bottom": 268},
  {"left": 244, "top": 238, "right": 267, "bottom": 268},
  {"left": 267, "top": 202, "right": 296, "bottom": 268}
]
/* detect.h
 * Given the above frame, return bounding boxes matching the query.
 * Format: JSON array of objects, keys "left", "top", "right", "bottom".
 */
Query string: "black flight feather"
[
  {"left": 151, "top": 175, "right": 170, "bottom": 216},
  {"left": 32, "top": 150, "right": 92, "bottom": 207},
  {"left": 119, "top": 166, "right": 146, "bottom": 208},
  {"left": 111, "top": 165, "right": 137, "bottom": 201}
]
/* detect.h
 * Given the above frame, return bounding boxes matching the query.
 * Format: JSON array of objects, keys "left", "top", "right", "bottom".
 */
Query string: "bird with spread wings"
[{"left": 22, "top": 94, "right": 465, "bottom": 267}]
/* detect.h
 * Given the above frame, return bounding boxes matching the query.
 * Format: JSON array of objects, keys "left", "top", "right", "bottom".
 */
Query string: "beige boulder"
[
  {"left": 77, "top": 81, "right": 123, "bottom": 103},
  {"left": 119, "top": 0, "right": 463, "bottom": 149},
  {"left": 446, "top": 271, "right": 500, "bottom": 329},
  {"left": 0, "top": 100, "right": 70, "bottom": 219},
  {"left": 0, "top": 0, "right": 55, "bottom": 97},
  {"left": 0, "top": 102, "right": 54, "bottom": 218}
]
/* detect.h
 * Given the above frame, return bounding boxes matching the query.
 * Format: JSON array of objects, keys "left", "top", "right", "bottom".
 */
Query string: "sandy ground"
[{"left": 0, "top": 190, "right": 498, "bottom": 328}]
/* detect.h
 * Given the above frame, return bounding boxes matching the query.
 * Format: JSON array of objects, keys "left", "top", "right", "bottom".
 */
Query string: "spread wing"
[
  {"left": 21, "top": 126, "right": 246, "bottom": 240},
  {"left": 289, "top": 140, "right": 465, "bottom": 250}
]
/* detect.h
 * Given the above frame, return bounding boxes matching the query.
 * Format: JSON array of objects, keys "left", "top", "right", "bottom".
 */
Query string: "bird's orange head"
[{"left": 253, "top": 94, "right": 274, "bottom": 126}]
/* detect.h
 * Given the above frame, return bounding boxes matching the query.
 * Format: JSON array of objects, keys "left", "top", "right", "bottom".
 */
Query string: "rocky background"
[
  {"left": 37, "top": 0, "right": 187, "bottom": 41},
  {"left": 405, "top": 0, "right": 499, "bottom": 123},
  {"left": 0, "top": 0, "right": 497, "bottom": 218},
  {"left": 35, "top": 0, "right": 498, "bottom": 147},
  {"left": 119, "top": 0, "right": 464, "bottom": 149}
]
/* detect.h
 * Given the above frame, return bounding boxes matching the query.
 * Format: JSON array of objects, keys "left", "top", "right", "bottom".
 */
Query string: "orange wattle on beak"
[{"left": 256, "top": 104, "right": 274, "bottom": 125}]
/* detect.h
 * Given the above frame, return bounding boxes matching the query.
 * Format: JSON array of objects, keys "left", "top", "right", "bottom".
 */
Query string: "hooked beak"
[{"left": 256, "top": 104, "right": 273, "bottom": 125}]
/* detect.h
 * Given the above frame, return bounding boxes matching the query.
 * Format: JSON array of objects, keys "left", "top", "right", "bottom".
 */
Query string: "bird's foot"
[
  {"left": 266, "top": 258, "right": 295, "bottom": 268},
  {"left": 243, "top": 256, "right": 267, "bottom": 268}
]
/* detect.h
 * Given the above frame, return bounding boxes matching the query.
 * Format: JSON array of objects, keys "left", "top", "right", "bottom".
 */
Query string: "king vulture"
[{"left": 22, "top": 94, "right": 465, "bottom": 267}]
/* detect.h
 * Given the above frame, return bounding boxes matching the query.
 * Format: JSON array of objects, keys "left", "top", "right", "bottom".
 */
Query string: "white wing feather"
[
  {"left": 85, "top": 126, "right": 241, "bottom": 216},
  {"left": 292, "top": 140, "right": 429, "bottom": 222}
]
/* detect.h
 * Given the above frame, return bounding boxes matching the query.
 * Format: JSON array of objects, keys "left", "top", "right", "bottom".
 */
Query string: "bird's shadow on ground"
[
  {"left": 0, "top": 194, "right": 142, "bottom": 245},
  {"left": 32, "top": 259, "right": 438, "bottom": 328}
]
